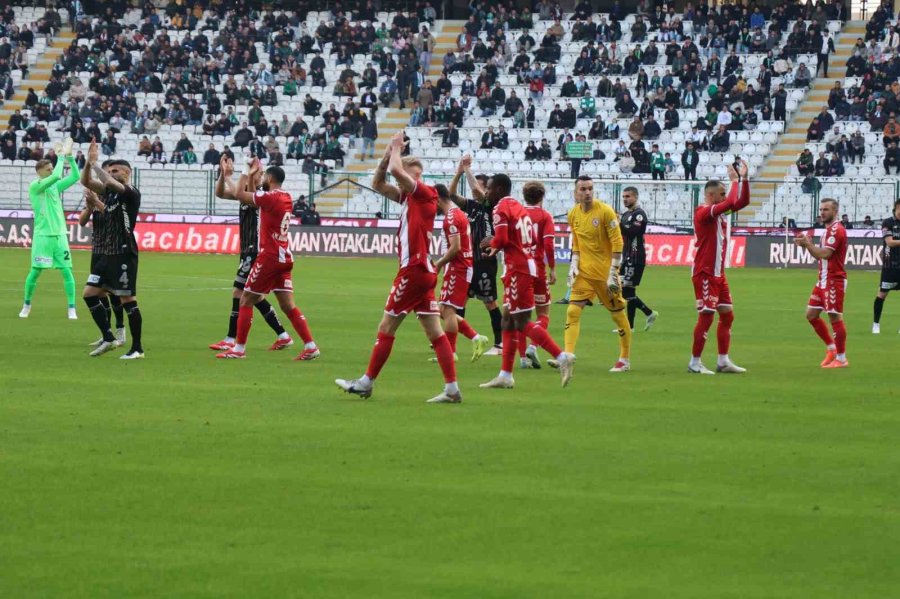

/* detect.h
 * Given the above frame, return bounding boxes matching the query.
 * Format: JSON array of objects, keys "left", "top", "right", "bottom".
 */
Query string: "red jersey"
[
  {"left": 254, "top": 189, "right": 293, "bottom": 263},
  {"left": 442, "top": 206, "right": 473, "bottom": 272},
  {"left": 523, "top": 205, "right": 556, "bottom": 274},
  {"left": 398, "top": 181, "right": 437, "bottom": 272},
  {"left": 491, "top": 196, "right": 537, "bottom": 276},
  {"left": 692, "top": 180, "right": 750, "bottom": 277},
  {"left": 816, "top": 221, "right": 848, "bottom": 286}
]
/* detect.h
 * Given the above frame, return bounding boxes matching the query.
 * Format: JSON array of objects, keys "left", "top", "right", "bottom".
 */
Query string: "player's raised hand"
[
  {"left": 737, "top": 159, "right": 749, "bottom": 179},
  {"left": 793, "top": 233, "right": 812, "bottom": 248},
  {"left": 458, "top": 154, "right": 472, "bottom": 173},
  {"left": 219, "top": 154, "right": 233, "bottom": 177},
  {"left": 84, "top": 188, "right": 99, "bottom": 208},
  {"left": 726, "top": 163, "right": 738, "bottom": 182},
  {"left": 248, "top": 157, "right": 261, "bottom": 177},
  {"left": 61, "top": 137, "right": 74, "bottom": 157},
  {"left": 390, "top": 131, "right": 405, "bottom": 150},
  {"left": 87, "top": 137, "right": 99, "bottom": 163}
]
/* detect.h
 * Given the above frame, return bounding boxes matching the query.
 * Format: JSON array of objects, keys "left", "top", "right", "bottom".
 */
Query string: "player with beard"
[
  {"left": 209, "top": 155, "right": 292, "bottom": 352},
  {"left": 619, "top": 186, "right": 658, "bottom": 331}
]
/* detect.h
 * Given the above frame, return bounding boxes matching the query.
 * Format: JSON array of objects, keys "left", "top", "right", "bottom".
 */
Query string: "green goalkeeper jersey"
[{"left": 29, "top": 156, "right": 80, "bottom": 236}]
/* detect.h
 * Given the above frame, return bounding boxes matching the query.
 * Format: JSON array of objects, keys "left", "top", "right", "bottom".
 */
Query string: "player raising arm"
[
  {"left": 209, "top": 155, "right": 293, "bottom": 352},
  {"left": 215, "top": 158, "right": 320, "bottom": 361},
  {"left": 688, "top": 160, "right": 750, "bottom": 374},
  {"left": 19, "top": 137, "right": 80, "bottom": 320},
  {"left": 433, "top": 183, "right": 491, "bottom": 362},
  {"left": 794, "top": 198, "right": 849, "bottom": 368},
  {"left": 336, "top": 132, "right": 462, "bottom": 403},
  {"left": 480, "top": 174, "right": 574, "bottom": 389}
]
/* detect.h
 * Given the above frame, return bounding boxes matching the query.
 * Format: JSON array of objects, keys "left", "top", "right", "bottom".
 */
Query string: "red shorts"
[
  {"left": 439, "top": 267, "right": 472, "bottom": 310},
  {"left": 384, "top": 266, "right": 439, "bottom": 316},
  {"left": 533, "top": 270, "right": 551, "bottom": 306},
  {"left": 808, "top": 279, "right": 846, "bottom": 314},
  {"left": 692, "top": 274, "right": 732, "bottom": 312},
  {"left": 244, "top": 257, "right": 293, "bottom": 295},
  {"left": 502, "top": 271, "right": 535, "bottom": 314}
]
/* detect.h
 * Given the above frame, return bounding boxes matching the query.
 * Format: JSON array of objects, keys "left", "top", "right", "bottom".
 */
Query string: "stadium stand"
[{"left": 0, "top": 1, "right": 881, "bottom": 227}]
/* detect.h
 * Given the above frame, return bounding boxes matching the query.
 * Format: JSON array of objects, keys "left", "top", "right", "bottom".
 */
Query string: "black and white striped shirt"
[{"left": 92, "top": 185, "right": 141, "bottom": 256}]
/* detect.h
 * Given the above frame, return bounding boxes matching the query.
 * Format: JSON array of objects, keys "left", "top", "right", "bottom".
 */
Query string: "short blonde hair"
[
  {"left": 401, "top": 156, "right": 423, "bottom": 170},
  {"left": 523, "top": 181, "right": 545, "bottom": 205}
]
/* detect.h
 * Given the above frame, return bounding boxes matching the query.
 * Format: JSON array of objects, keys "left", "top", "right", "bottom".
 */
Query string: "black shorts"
[
  {"left": 620, "top": 262, "right": 645, "bottom": 287},
  {"left": 234, "top": 252, "right": 257, "bottom": 290},
  {"left": 468, "top": 259, "right": 498, "bottom": 302},
  {"left": 881, "top": 268, "right": 900, "bottom": 291},
  {"left": 87, "top": 253, "right": 139, "bottom": 296}
]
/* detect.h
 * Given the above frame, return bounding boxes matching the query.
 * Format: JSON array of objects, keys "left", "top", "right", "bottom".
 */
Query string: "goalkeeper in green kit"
[{"left": 19, "top": 138, "right": 81, "bottom": 319}]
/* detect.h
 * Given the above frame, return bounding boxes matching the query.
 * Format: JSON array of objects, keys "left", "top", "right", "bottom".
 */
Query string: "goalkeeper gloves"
[
  {"left": 567, "top": 253, "right": 580, "bottom": 287},
  {"left": 607, "top": 257, "right": 622, "bottom": 295}
]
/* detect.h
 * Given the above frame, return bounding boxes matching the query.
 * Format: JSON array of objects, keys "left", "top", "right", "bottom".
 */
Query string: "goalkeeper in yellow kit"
[{"left": 550, "top": 175, "right": 632, "bottom": 372}]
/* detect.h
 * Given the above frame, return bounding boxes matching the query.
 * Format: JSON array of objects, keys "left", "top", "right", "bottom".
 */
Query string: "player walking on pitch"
[
  {"left": 518, "top": 181, "right": 557, "bottom": 369},
  {"left": 479, "top": 174, "right": 575, "bottom": 389},
  {"left": 214, "top": 158, "right": 320, "bottom": 361},
  {"left": 619, "top": 186, "right": 658, "bottom": 331},
  {"left": 794, "top": 198, "right": 850, "bottom": 368},
  {"left": 556, "top": 176, "right": 632, "bottom": 372},
  {"left": 19, "top": 137, "right": 80, "bottom": 320},
  {"left": 688, "top": 160, "right": 750, "bottom": 374},
  {"left": 872, "top": 199, "right": 900, "bottom": 334},
  {"left": 80, "top": 142, "right": 145, "bottom": 359},
  {"left": 433, "top": 184, "right": 491, "bottom": 362},
  {"left": 210, "top": 155, "right": 293, "bottom": 352},
  {"left": 336, "top": 133, "right": 462, "bottom": 403}
]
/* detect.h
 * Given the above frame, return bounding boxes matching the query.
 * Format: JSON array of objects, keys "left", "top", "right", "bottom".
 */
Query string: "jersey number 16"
[{"left": 515, "top": 216, "right": 535, "bottom": 246}]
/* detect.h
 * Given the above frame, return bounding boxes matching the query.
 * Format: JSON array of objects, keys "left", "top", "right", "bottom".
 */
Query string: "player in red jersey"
[
  {"left": 335, "top": 133, "right": 461, "bottom": 403},
  {"left": 432, "top": 184, "right": 491, "bottom": 362},
  {"left": 689, "top": 160, "right": 750, "bottom": 375},
  {"left": 517, "top": 181, "right": 557, "bottom": 369},
  {"left": 215, "top": 158, "right": 320, "bottom": 360},
  {"left": 794, "top": 198, "right": 850, "bottom": 368},
  {"left": 479, "top": 174, "right": 575, "bottom": 389}
]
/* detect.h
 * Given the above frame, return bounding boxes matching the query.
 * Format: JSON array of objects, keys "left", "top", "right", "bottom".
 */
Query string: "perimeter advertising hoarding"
[
  {"left": 0, "top": 218, "right": 747, "bottom": 266},
  {"left": 744, "top": 235, "right": 885, "bottom": 270}
]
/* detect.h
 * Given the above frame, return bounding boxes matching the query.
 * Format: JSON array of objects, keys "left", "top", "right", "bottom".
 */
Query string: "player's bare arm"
[
  {"left": 388, "top": 132, "right": 417, "bottom": 194},
  {"left": 462, "top": 157, "right": 486, "bottom": 201},
  {"left": 80, "top": 139, "right": 105, "bottom": 194},
  {"left": 372, "top": 145, "right": 401, "bottom": 202},
  {"left": 233, "top": 158, "right": 261, "bottom": 205},
  {"left": 78, "top": 189, "right": 102, "bottom": 226},
  {"left": 448, "top": 157, "right": 468, "bottom": 208},
  {"left": 215, "top": 156, "right": 236, "bottom": 200},
  {"left": 86, "top": 138, "right": 126, "bottom": 194},
  {"left": 885, "top": 235, "right": 900, "bottom": 248},
  {"left": 433, "top": 232, "right": 460, "bottom": 271}
]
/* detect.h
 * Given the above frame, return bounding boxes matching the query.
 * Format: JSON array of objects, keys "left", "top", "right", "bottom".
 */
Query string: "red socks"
[
  {"left": 809, "top": 317, "right": 835, "bottom": 347},
  {"left": 692, "top": 311, "right": 715, "bottom": 357},
  {"left": 517, "top": 331, "right": 528, "bottom": 357},
  {"left": 501, "top": 329, "right": 517, "bottom": 372},
  {"left": 457, "top": 317, "right": 477, "bottom": 340},
  {"left": 236, "top": 305, "right": 253, "bottom": 345},
  {"left": 432, "top": 334, "right": 457, "bottom": 383},
  {"left": 536, "top": 314, "right": 550, "bottom": 329},
  {"left": 446, "top": 331, "right": 458, "bottom": 352},
  {"left": 365, "top": 332, "right": 395, "bottom": 379},
  {"left": 286, "top": 307, "right": 314, "bottom": 344},
  {"left": 832, "top": 319, "right": 847, "bottom": 354},
  {"left": 524, "top": 321, "right": 561, "bottom": 358},
  {"left": 717, "top": 310, "right": 734, "bottom": 355}
]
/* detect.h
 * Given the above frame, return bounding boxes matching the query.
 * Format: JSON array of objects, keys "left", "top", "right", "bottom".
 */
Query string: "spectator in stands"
[
  {"left": 525, "top": 140, "right": 538, "bottom": 160},
  {"left": 203, "top": 144, "right": 220, "bottom": 166},
  {"left": 513, "top": 105, "right": 526, "bottom": 129},
  {"left": 181, "top": 146, "right": 198, "bottom": 166},
  {"left": 825, "top": 127, "right": 843, "bottom": 154},
  {"left": 807, "top": 119, "right": 824, "bottom": 142},
  {"left": 360, "top": 117, "right": 378, "bottom": 159},
  {"left": 616, "top": 92, "right": 637, "bottom": 117},
  {"left": 643, "top": 114, "right": 661, "bottom": 140},
  {"left": 863, "top": 215, "right": 875, "bottom": 228},
  {"left": 101, "top": 130, "right": 117, "bottom": 156},
  {"left": 172, "top": 133, "right": 193, "bottom": 163},
  {"left": 588, "top": 116, "right": 605, "bottom": 140},
  {"left": 537, "top": 139, "right": 552, "bottom": 160},
  {"left": 794, "top": 62, "right": 811, "bottom": 88},
  {"left": 814, "top": 152, "right": 830, "bottom": 177},
  {"left": 885, "top": 141, "right": 900, "bottom": 175},
  {"left": 1, "top": 137, "right": 14, "bottom": 161},
  {"left": 379, "top": 75, "right": 397, "bottom": 106},
  {"left": 149, "top": 138, "right": 166, "bottom": 165},
  {"left": 416, "top": 80, "right": 434, "bottom": 110},
  {"left": 710, "top": 125, "right": 730, "bottom": 152},
  {"left": 249, "top": 137, "right": 267, "bottom": 161},
  {"left": 233, "top": 122, "right": 253, "bottom": 148},
  {"left": 681, "top": 142, "right": 699, "bottom": 180},
  {"left": 481, "top": 126, "right": 497, "bottom": 149},
  {"left": 137, "top": 136, "right": 151, "bottom": 157},
  {"left": 287, "top": 137, "right": 305, "bottom": 161},
  {"left": 841, "top": 214, "right": 853, "bottom": 229},
  {"left": 650, "top": 144, "right": 665, "bottom": 180},
  {"left": 797, "top": 148, "right": 814, "bottom": 176},
  {"left": 265, "top": 137, "right": 283, "bottom": 166},
  {"left": 884, "top": 116, "right": 900, "bottom": 147},
  {"left": 578, "top": 91, "right": 595, "bottom": 118},
  {"left": 815, "top": 106, "right": 834, "bottom": 131},
  {"left": 849, "top": 130, "right": 866, "bottom": 164},
  {"left": 628, "top": 116, "right": 644, "bottom": 141},
  {"left": 773, "top": 84, "right": 787, "bottom": 121},
  {"left": 439, "top": 122, "right": 458, "bottom": 148},
  {"left": 304, "top": 95, "right": 322, "bottom": 117},
  {"left": 827, "top": 153, "right": 845, "bottom": 177}
]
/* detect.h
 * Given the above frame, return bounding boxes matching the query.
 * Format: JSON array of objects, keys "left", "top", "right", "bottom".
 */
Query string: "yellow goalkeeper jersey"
[{"left": 567, "top": 199, "right": 624, "bottom": 280}]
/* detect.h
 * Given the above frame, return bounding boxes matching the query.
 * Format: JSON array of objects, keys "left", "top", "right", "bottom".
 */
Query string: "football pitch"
[{"left": 1, "top": 247, "right": 898, "bottom": 598}]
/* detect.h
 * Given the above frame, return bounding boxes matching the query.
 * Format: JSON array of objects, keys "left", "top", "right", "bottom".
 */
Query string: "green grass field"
[{"left": 1, "top": 247, "right": 898, "bottom": 598}]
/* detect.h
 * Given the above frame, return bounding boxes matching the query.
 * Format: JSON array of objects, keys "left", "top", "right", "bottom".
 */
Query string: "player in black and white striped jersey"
[{"left": 873, "top": 199, "right": 900, "bottom": 334}]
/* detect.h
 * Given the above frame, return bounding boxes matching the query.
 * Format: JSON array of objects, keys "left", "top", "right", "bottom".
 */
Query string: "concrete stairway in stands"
[
  {"left": 0, "top": 29, "right": 76, "bottom": 123},
  {"left": 740, "top": 20, "right": 865, "bottom": 225},
  {"left": 314, "top": 20, "right": 466, "bottom": 215}
]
